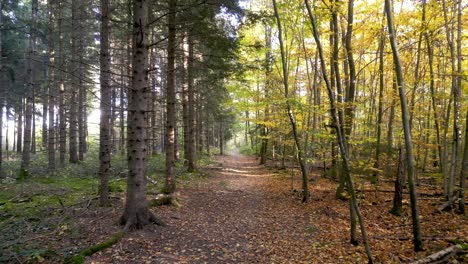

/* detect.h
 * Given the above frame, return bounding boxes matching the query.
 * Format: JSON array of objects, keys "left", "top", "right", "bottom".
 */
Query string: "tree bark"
[
  {"left": 384, "top": 0, "right": 423, "bottom": 251},
  {"left": 164, "top": 0, "right": 177, "bottom": 194},
  {"left": 21, "top": 0, "right": 38, "bottom": 174},
  {"left": 187, "top": 32, "right": 196, "bottom": 172},
  {"left": 58, "top": 0, "right": 66, "bottom": 165},
  {"left": 69, "top": 0, "right": 79, "bottom": 163},
  {"left": 48, "top": 0, "right": 56, "bottom": 171},
  {"left": 16, "top": 103, "right": 22, "bottom": 153},
  {"left": 99, "top": 0, "right": 111, "bottom": 207},
  {"left": 78, "top": 1, "right": 86, "bottom": 161},
  {"left": 120, "top": 0, "right": 163, "bottom": 230}
]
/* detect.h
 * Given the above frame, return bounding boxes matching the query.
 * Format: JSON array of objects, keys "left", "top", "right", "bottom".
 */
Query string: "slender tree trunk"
[
  {"left": 164, "top": 0, "right": 177, "bottom": 194},
  {"left": 120, "top": 0, "right": 163, "bottom": 230},
  {"left": 58, "top": 0, "right": 66, "bottom": 165},
  {"left": 21, "top": 0, "right": 38, "bottom": 174},
  {"left": 48, "top": 0, "right": 55, "bottom": 171},
  {"left": 16, "top": 103, "right": 22, "bottom": 153},
  {"left": 69, "top": 0, "right": 79, "bottom": 163},
  {"left": 32, "top": 89, "right": 36, "bottom": 154},
  {"left": 260, "top": 24, "right": 271, "bottom": 165},
  {"left": 385, "top": 0, "right": 423, "bottom": 251},
  {"left": 78, "top": 2, "right": 86, "bottom": 161},
  {"left": 99, "top": 0, "right": 111, "bottom": 207},
  {"left": 273, "top": 0, "right": 309, "bottom": 203},
  {"left": 187, "top": 33, "right": 196, "bottom": 172},
  {"left": 120, "top": 66, "right": 126, "bottom": 154},
  {"left": 305, "top": 1, "right": 373, "bottom": 261},
  {"left": 455, "top": 0, "right": 463, "bottom": 214},
  {"left": 374, "top": 24, "right": 385, "bottom": 180},
  {"left": 442, "top": 0, "right": 460, "bottom": 207},
  {"left": 422, "top": 0, "right": 442, "bottom": 173},
  {"left": 182, "top": 34, "right": 189, "bottom": 164},
  {"left": 459, "top": 109, "right": 467, "bottom": 214}
]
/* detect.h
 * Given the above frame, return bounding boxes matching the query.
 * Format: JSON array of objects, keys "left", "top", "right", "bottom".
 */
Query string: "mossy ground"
[{"left": 0, "top": 149, "right": 214, "bottom": 263}]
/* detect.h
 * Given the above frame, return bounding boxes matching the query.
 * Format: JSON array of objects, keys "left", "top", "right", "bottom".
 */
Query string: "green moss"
[
  {"left": 449, "top": 239, "right": 468, "bottom": 250},
  {"left": 64, "top": 231, "right": 125, "bottom": 264}
]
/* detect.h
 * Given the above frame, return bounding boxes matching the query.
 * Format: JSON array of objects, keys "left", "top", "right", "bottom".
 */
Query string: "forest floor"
[
  {"left": 89, "top": 153, "right": 467, "bottom": 264},
  {"left": 1, "top": 153, "right": 467, "bottom": 263}
]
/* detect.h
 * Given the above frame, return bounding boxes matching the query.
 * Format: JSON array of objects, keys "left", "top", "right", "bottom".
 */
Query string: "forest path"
[{"left": 90, "top": 154, "right": 352, "bottom": 263}]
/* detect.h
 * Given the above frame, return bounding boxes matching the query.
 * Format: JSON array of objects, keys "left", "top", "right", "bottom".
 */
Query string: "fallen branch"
[
  {"left": 64, "top": 231, "right": 126, "bottom": 264},
  {"left": 410, "top": 244, "right": 462, "bottom": 264},
  {"left": 437, "top": 191, "right": 460, "bottom": 212}
]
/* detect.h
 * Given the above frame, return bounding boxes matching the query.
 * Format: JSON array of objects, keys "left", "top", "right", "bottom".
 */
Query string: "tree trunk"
[
  {"left": 385, "top": 0, "right": 423, "bottom": 251},
  {"left": 187, "top": 32, "right": 196, "bottom": 172},
  {"left": 422, "top": 0, "right": 442, "bottom": 173},
  {"left": 58, "top": 0, "right": 66, "bottom": 165},
  {"left": 390, "top": 147, "right": 404, "bottom": 216},
  {"left": 47, "top": 0, "right": 55, "bottom": 171},
  {"left": 164, "top": 0, "right": 177, "bottom": 194},
  {"left": 99, "top": 0, "right": 111, "bottom": 207},
  {"left": 456, "top": 0, "right": 464, "bottom": 215},
  {"left": 459, "top": 109, "right": 467, "bottom": 214},
  {"left": 305, "top": 1, "right": 374, "bottom": 262},
  {"left": 442, "top": 0, "right": 460, "bottom": 208},
  {"left": 259, "top": 24, "right": 271, "bottom": 165},
  {"left": 373, "top": 23, "right": 385, "bottom": 180},
  {"left": 69, "top": 0, "right": 79, "bottom": 163},
  {"left": 78, "top": 2, "right": 86, "bottom": 161},
  {"left": 21, "top": 0, "right": 38, "bottom": 174},
  {"left": 120, "top": 0, "right": 163, "bottom": 230},
  {"left": 16, "top": 103, "right": 22, "bottom": 153},
  {"left": 273, "top": 0, "right": 309, "bottom": 203}
]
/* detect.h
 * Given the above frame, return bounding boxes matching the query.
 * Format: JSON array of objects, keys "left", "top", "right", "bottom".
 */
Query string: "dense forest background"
[{"left": 0, "top": 0, "right": 466, "bottom": 263}]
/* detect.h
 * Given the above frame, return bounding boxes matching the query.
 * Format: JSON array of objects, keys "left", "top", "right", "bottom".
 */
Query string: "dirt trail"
[
  {"left": 91, "top": 154, "right": 333, "bottom": 263},
  {"left": 89, "top": 154, "right": 467, "bottom": 263}
]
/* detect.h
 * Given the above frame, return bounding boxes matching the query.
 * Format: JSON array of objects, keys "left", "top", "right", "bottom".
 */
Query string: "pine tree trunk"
[
  {"left": 21, "top": 0, "right": 38, "bottom": 174},
  {"left": 99, "top": 0, "right": 111, "bottom": 207},
  {"left": 187, "top": 33, "right": 196, "bottom": 172},
  {"left": 385, "top": 0, "right": 423, "bottom": 251},
  {"left": 48, "top": 0, "right": 56, "bottom": 171},
  {"left": 78, "top": 2, "right": 86, "bottom": 161},
  {"left": 120, "top": 0, "right": 163, "bottom": 230},
  {"left": 58, "top": 0, "right": 66, "bottom": 165},
  {"left": 164, "top": 0, "right": 177, "bottom": 194},
  {"left": 16, "top": 103, "right": 23, "bottom": 153},
  {"left": 69, "top": 0, "right": 79, "bottom": 163}
]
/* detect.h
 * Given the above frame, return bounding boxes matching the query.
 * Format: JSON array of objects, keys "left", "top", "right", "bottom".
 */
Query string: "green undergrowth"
[{"left": 0, "top": 149, "right": 217, "bottom": 263}]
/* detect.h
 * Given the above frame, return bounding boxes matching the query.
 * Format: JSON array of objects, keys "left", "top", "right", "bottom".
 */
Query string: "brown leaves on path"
[{"left": 89, "top": 154, "right": 467, "bottom": 263}]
